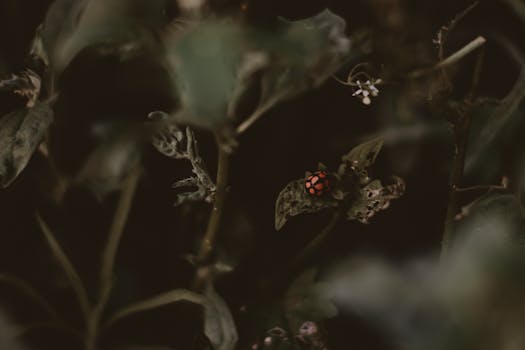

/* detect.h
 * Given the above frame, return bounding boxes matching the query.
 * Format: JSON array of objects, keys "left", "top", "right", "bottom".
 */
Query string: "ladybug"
[{"left": 305, "top": 170, "right": 331, "bottom": 197}]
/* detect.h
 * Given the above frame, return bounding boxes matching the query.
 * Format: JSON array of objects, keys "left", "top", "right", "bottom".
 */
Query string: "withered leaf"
[
  {"left": 347, "top": 177, "right": 405, "bottom": 224},
  {"left": 0, "top": 102, "right": 53, "bottom": 187}
]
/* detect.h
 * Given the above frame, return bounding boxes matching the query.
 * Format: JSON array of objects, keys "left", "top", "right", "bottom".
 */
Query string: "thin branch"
[
  {"left": 441, "top": 48, "right": 485, "bottom": 260},
  {"left": 105, "top": 289, "right": 205, "bottom": 328},
  {"left": 0, "top": 274, "right": 62, "bottom": 323},
  {"left": 287, "top": 210, "right": 342, "bottom": 274},
  {"left": 192, "top": 136, "right": 232, "bottom": 291},
  {"left": 8, "top": 321, "right": 82, "bottom": 340},
  {"left": 99, "top": 168, "right": 141, "bottom": 294},
  {"left": 435, "top": 36, "right": 486, "bottom": 70},
  {"left": 36, "top": 214, "right": 91, "bottom": 319},
  {"left": 236, "top": 96, "right": 282, "bottom": 135},
  {"left": 85, "top": 168, "right": 141, "bottom": 350},
  {"left": 410, "top": 36, "right": 486, "bottom": 78}
]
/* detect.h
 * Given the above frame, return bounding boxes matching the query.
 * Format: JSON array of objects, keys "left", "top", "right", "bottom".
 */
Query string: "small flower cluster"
[{"left": 352, "top": 79, "right": 381, "bottom": 105}]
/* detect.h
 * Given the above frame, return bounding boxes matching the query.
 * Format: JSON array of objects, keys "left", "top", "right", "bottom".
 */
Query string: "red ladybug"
[{"left": 305, "top": 170, "right": 331, "bottom": 197}]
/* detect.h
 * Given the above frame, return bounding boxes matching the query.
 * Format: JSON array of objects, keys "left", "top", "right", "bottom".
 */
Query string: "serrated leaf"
[
  {"left": 0, "top": 102, "right": 53, "bottom": 187},
  {"left": 204, "top": 285, "right": 238, "bottom": 350},
  {"left": 275, "top": 179, "right": 338, "bottom": 231}
]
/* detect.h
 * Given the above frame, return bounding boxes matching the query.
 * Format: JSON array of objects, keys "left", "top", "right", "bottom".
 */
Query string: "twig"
[
  {"left": 8, "top": 321, "right": 82, "bottom": 340},
  {"left": 236, "top": 96, "right": 282, "bottom": 135},
  {"left": 410, "top": 36, "right": 486, "bottom": 78},
  {"left": 0, "top": 274, "right": 63, "bottom": 324},
  {"left": 85, "top": 168, "right": 141, "bottom": 350},
  {"left": 435, "top": 36, "right": 486, "bottom": 70},
  {"left": 192, "top": 136, "right": 231, "bottom": 291},
  {"left": 36, "top": 214, "right": 91, "bottom": 320},
  {"left": 287, "top": 210, "right": 342, "bottom": 274},
  {"left": 105, "top": 289, "right": 205, "bottom": 329},
  {"left": 441, "top": 47, "right": 485, "bottom": 260}
]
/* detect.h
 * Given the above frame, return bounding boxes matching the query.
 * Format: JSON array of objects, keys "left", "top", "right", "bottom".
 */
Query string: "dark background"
[{"left": 0, "top": 0, "right": 524, "bottom": 349}]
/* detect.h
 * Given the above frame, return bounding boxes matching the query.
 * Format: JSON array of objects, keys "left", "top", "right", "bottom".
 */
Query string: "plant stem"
[
  {"left": 192, "top": 137, "right": 231, "bottom": 290},
  {"left": 440, "top": 114, "right": 471, "bottom": 260},
  {"left": 85, "top": 168, "right": 141, "bottom": 350},
  {"left": 410, "top": 36, "right": 486, "bottom": 79},
  {"left": 287, "top": 210, "right": 342, "bottom": 275},
  {"left": 440, "top": 48, "right": 485, "bottom": 260}
]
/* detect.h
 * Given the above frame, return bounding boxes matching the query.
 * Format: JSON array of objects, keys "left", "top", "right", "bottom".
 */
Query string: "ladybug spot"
[
  {"left": 306, "top": 182, "right": 312, "bottom": 188},
  {"left": 314, "top": 184, "right": 324, "bottom": 190},
  {"left": 309, "top": 189, "right": 316, "bottom": 195},
  {"left": 311, "top": 176, "right": 319, "bottom": 184}
]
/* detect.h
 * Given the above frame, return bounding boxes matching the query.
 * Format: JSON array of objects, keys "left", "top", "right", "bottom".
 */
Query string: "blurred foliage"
[{"left": 0, "top": 0, "right": 525, "bottom": 350}]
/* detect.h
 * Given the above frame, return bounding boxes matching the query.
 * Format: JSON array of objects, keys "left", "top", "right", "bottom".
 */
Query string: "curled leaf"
[
  {"left": 0, "top": 102, "right": 53, "bottom": 187},
  {"left": 151, "top": 115, "right": 216, "bottom": 206},
  {"left": 0, "top": 69, "right": 42, "bottom": 108},
  {"left": 275, "top": 179, "right": 338, "bottom": 231}
]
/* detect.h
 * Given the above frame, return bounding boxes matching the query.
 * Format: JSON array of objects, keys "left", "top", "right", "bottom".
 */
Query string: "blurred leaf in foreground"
[
  {"left": 164, "top": 9, "right": 350, "bottom": 130},
  {"left": 318, "top": 194, "right": 525, "bottom": 350}
]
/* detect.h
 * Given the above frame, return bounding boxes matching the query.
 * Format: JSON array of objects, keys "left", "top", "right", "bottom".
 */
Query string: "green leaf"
[
  {"left": 165, "top": 21, "right": 246, "bottom": 128},
  {"left": 164, "top": 10, "right": 350, "bottom": 130},
  {"left": 0, "top": 102, "right": 53, "bottom": 187},
  {"left": 275, "top": 179, "right": 338, "bottom": 231},
  {"left": 204, "top": 285, "right": 238, "bottom": 350},
  {"left": 106, "top": 289, "right": 206, "bottom": 328},
  {"left": 339, "top": 137, "right": 384, "bottom": 182}
]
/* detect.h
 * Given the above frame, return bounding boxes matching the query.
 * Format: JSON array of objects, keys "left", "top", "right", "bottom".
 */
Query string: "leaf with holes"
[
  {"left": 275, "top": 179, "right": 338, "bottom": 231},
  {"left": 347, "top": 177, "right": 405, "bottom": 224}
]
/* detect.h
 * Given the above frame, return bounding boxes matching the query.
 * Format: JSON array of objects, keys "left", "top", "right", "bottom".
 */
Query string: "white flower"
[{"left": 352, "top": 79, "right": 382, "bottom": 105}]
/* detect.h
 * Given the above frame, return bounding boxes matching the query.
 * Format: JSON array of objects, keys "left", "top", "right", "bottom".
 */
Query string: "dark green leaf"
[
  {"left": 0, "top": 102, "right": 53, "bottom": 187},
  {"left": 339, "top": 137, "right": 384, "bottom": 182},
  {"left": 164, "top": 10, "right": 350, "bottom": 130},
  {"left": 275, "top": 179, "right": 338, "bottom": 230}
]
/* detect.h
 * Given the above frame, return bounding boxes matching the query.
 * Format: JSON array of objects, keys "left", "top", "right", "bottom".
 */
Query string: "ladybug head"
[{"left": 305, "top": 170, "right": 332, "bottom": 197}]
